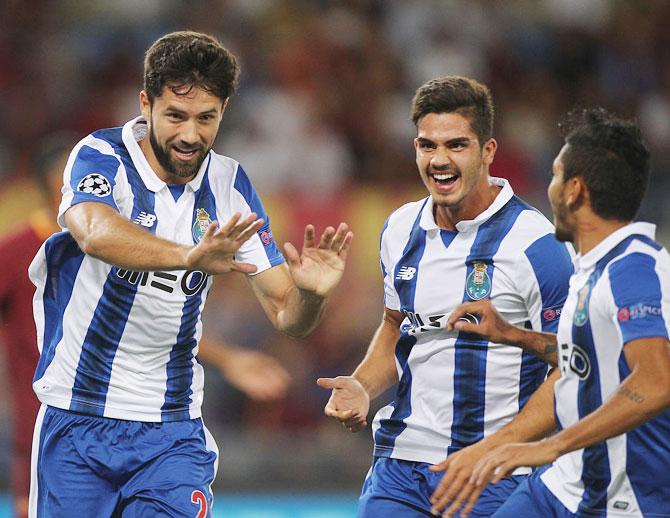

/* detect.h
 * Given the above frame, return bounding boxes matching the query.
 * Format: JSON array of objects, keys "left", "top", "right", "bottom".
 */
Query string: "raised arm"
[
  {"left": 317, "top": 307, "right": 403, "bottom": 432},
  {"left": 246, "top": 223, "right": 353, "bottom": 338},
  {"left": 64, "top": 202, "right": 263, "bottom": 274}
]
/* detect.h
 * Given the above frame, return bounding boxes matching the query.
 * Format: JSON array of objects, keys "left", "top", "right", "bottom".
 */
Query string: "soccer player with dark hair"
[
  {"left": 430, "top": 108, "right": 670, "bottom": 517},
  {"left": 28, "top": 31, "right": 352, "bottom": 517},
  {"left": 318, "top": 76, "right": 574, "bottom": 516}
]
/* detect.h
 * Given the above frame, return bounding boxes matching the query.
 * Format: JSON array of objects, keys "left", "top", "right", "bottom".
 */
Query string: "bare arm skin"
[
  {"left": 64, "top": 201, "right": 263, "bottom": 274},
  {"left": 447, "top": 299, "right": 559, "bottom": 366},
  {"left": 429, "top": 368, "right": 559, "bottom": 516},
  {"left": 317, "top": 308, "right": 403, "bottom": 431}
]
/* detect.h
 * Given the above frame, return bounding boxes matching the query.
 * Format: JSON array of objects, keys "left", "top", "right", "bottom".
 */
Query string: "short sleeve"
[
  {"left": 609, "top": 252, "right": 669, "bottom": 344},
  {"left": 58, "top": 142, "right": 121, "bottom": 226},
  {"left": 232, "top": 165, "right": 285, "bottom": 272},
  {"left": 380, "top": 217, "right": 400, "bottom": 311},
  {"left": 524, "top": 233, "right": 575, "bottom": 333}
]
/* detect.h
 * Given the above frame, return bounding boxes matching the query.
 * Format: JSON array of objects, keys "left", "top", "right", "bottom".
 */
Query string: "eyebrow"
[
  {"left": 164, "top": 105, "right": 219, "bottom": 117},
  {"left": 416, "top": 136, "right": 472, "bottom": 145}
]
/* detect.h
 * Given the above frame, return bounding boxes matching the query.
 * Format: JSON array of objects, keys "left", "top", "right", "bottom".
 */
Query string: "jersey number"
[{"left": 191, "top": 490, "right": 208, "bottom": 518}]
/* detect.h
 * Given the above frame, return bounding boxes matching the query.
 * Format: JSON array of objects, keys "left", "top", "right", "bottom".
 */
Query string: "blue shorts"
[
  {"left": 29, "top": 405, "right": 219, "bottom": 518},
  {"left": 493, "top": 468, "right": 574, "bottom": 518},
  {"left": 358, "top": 456, "right": 525, "bottom": 517}
]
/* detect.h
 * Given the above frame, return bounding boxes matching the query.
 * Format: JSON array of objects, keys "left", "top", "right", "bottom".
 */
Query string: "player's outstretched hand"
[
  {"left": 446, "top": 299, "right": 515, "bottom": 344},
  {"left": 317, "top": 376, "right": 369, "bottom": 432},
  {"left": 284, "top": 224, "right": 354, "bottom": 298},
  {"left": 446, "top": 441, "right": 558, "bottom": 518},
  {"left": 185, "top": 212, "right": 264, "bottom": 274},
  {"left": 428, "top": 442, "right": 489, "bottom": 517},
  {"left": 218, "top": 347, "right": 291, "bottom": 402}
]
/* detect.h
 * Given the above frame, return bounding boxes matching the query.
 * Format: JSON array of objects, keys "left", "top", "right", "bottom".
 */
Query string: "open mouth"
[
  {"left": 172, "top": 146, "right": 200, "bottom": 161},
  {"left": 431, "top": 172, "right": 458, "bottom": 186}
]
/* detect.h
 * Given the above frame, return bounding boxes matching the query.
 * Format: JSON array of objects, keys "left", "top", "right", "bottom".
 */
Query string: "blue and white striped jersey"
[
  {"left": 541, "top": 222, "right": 670, "bottom": 516},
  {"left": 371, "top": 178, "right": 574, "bottom": 465},
  {"left": 29, "top": 117, "right": 284, "bottom": 422}
]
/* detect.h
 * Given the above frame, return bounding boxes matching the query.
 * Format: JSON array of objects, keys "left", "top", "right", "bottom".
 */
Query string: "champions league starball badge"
[
  {"left": 466, "top": 262, "right": 491, "bottom": 300},
  {"left": 192, "top": 208, "right": 213, "bottom": 243}
]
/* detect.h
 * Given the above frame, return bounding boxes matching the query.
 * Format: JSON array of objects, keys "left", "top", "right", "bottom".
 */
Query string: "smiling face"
[
  {"left": 140, "top": 85, "right": 225, "bottom": 184},
  {"left": 414, "top": 112, "right": 497, "bottom": 223}
]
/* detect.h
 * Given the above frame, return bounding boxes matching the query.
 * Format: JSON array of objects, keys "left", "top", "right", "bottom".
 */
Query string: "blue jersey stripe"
[
  {"left": 448, "top": 197, "right": 527, "bottom": 454},
  {"left": 34, "top": 233, "right": 86, "bottom": 383},
  {"left": 161, "top": 286, "right": 206, "bottom": 421},
  {"left": 374, "top": 203, "right": 426, "bottom": 454},
  {"left": 525, "top": 234, "right": 574, "bottom": 333},
  {"left": 70, "top": 269, "right": 139, "bottom": 415},
  {"left": 572, "top": 236, "right": 643, "bottom": 513}
]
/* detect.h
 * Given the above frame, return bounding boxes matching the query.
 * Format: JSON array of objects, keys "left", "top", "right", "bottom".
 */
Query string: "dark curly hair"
[
  {"left": 143, "top": 31, "right": 239, "bottom": 104},
  {"left": 559, "top": 108, "right": 650, "bottom": 222},
  {"left": 410, "top": 76, "right": 494, "bottom": 146}
]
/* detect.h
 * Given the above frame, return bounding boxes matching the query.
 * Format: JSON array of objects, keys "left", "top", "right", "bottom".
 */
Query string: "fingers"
[
  {"left": 318, "top": 226, "right": 336, "bottom": 248},
  {"left": 216, "top": 213, "right": 263, "bottom": 242},
  {"left": 229, "top": 260, "right": 258, "bottom": 274},
  {"left": 446, "top": 301, "right": 483, "bottom": 330},
  {"left": 283, "top": 242, "right": 300, "bottom": 267},
  {"left": 316, "top": 377, "right": 349, "bottom": 390},
  {"left": 303, "top": 225, "right": 316, "bottom": 249}
]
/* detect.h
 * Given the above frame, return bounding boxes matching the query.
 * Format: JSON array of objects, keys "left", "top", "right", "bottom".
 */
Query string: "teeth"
[{"left": 433, "top": 173, "right": 456, "bottom": 181}]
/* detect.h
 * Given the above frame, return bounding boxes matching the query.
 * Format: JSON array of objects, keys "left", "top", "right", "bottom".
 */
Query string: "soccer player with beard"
[
  {"left": 430, "top": 109, "right": 670, "bottom": 517},
  {"left": 317, "top": 76, "right": 574, "bottom": 516},
  {"left": 28, "top": 31, "right": 353, "bottom": 517}
]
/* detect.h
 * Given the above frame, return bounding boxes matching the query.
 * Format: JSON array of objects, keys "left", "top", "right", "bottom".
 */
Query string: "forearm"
[
  {"left": 275, "top": 286, "right": 326, "bottom": 338},
  {"left": 503, "top": 326, "right": 558, "bottom": 366},
  {"left": 65, "top": 204, "right": 189, "bottom": 271},
  {"left": 548, "top": 372, "right": 670, "bottom": 457},
  {"left": 352, "top": 314, "right": 401, "bottom": 400}
]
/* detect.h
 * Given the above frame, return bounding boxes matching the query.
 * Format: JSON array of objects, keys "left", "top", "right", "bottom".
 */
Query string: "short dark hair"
[
  {"left": 143, "top": 31, "right": 239, "bottom": 104},
  {"left": 410, "top": 76, "right": 494, "bottom": 145},
  {"left": 559, "top": 108, "right": 650, "bottom": 222}
]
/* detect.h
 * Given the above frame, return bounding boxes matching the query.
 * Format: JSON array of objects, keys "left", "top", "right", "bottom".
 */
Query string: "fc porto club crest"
[
  {"left": 573, "top": 284, "right": 591, "bottom": 327},
  {"left": 466, "top": 262, "right": 491, "bottom": 300},
  {"left": 192, "top": 208, "right": 213, "bottom": 243}
]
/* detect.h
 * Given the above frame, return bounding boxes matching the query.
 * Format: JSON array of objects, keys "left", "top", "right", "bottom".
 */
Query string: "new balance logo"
[
  {"left": 396, "top": 266, "right": 417, "bottom": 280},
  {"left": 134, "top": 212, "right": 157, "bottom": 227}
]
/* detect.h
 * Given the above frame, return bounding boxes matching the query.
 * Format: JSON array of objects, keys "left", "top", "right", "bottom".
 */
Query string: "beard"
[
  {"left": 149, "top": 127, "right": 208, "bottom": 180},
  {"left": 552, "top": 201, "right": 574, "bottom": 243}
]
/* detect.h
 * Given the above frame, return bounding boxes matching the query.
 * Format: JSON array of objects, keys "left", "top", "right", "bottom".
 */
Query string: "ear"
[
  {"left": 482, "top": 138, "right": 497, "bottom": 165},
  {"left": 139, "top": 90, "right": 151, "bottom": 121},
  {"left": 565, "top": 176, "right": 587, "bottom": 209}
]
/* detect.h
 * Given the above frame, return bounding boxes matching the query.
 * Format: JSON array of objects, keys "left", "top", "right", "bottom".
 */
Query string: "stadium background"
[{"left": 0, "top": 1, "right": 668, "bottom": 516}]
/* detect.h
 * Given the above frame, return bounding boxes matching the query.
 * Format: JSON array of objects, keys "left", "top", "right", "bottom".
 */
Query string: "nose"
[
  {"left": 178, "top": 120, "right": 199, "bottom": 146},
  {"left": 431, "top": 146, "right": 451, "bottom": 169}
]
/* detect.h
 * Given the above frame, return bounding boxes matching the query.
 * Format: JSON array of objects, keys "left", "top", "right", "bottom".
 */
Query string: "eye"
[
  {"left": 199, "top": 114, "right": 215, "bottom": 122},
  {"left": 418, "top": 140, "right": 435, "bottom": 150},
  {"left": 449, "top": 142, "right": 466, "bottom": 150},
  {"left": 166, "top": 112, "right": 182, "bottom": 121}
]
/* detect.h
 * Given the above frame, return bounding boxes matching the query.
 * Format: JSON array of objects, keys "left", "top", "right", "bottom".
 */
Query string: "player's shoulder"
[
  {"left": 207, "top": 150, "right": 241, "bottom": 180},
  {"left": 69, "top": 127, "right": 126, "bottom": 168},
  {"left": 384, "top": 197, "right": 428, "bottom": 233},
  {"left": 607, "top": 234, "right": 668, "bottom": 277}
]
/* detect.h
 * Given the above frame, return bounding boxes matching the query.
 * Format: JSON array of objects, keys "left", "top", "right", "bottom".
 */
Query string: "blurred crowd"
[{"left": 1, "top": 0, "right": 669, "bottom": 492}]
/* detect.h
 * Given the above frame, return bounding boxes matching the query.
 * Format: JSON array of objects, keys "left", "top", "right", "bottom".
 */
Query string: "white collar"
[
  {"left": 419, "top": 177, "right": 514, "bottom": 232},
  {"left": 122, "top": 116, "right": 210, "bottom": 193},
  {"left": 573, "top": 221, "right": 657, "bottom": 271}
]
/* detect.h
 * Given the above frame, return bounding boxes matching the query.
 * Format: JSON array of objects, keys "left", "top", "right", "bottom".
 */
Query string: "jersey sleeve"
[
  {"left": 608, "top": 252, "right": 669, "bottom": 344},
  {"left": 380, "top": 217, "right": 400, "bottom": 311},
  {"left": 523, "top": 233, "right": 575, "bottom": 333},
  {"left": 231, "top": 165, "right": 285, "bottom": 274},
  {"left": 58, "top": 139, "right": 122, "bottom": 227}
]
